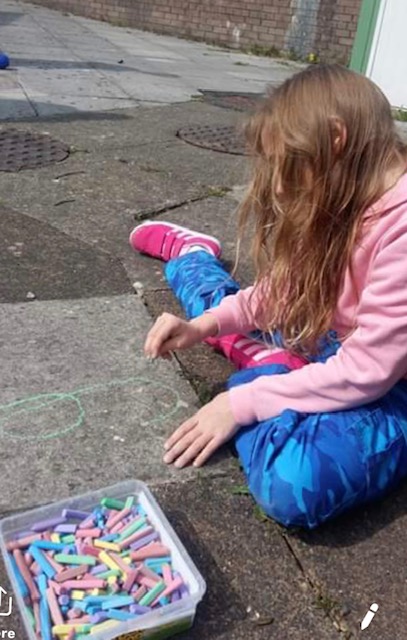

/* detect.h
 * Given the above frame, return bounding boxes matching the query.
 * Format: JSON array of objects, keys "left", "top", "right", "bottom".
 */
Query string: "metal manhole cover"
[
  {"left": 177, "top": 124, "right": 247, "bottom": 155},
  {"left": 0, "top": 128, "right": 70, "bottom": 172},
  {"left": 199, "top": 90, "right": 264, "bottom": 112}
]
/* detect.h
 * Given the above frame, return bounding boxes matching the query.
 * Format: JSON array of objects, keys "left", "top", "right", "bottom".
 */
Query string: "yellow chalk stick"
[{"left": 93, "top": 540, "right": 121, "bottom": 552}]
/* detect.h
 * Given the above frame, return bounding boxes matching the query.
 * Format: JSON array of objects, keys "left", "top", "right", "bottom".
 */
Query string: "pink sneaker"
[
  {"left": 205, "top": 334, "right": 307, "bottom": 370},
  {"left": 129, "top": 221, "right": 222, "bottom": 261}
]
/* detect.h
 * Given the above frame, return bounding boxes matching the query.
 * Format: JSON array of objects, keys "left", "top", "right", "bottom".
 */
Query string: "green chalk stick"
[
  {"left": 97, "top": 569, "right": 121, "bottom": 579},
  {"left": 54, "top": 553, "right": 96, "bottom": 566},
  {"left": 124, "top": 496, "right": 135, "bottom": 509},
  {"left": 117, "top": 516, "right": 147, "bottom": 541},
  {"left": 138, "top": 580, "right": 166, "bottom": 607},
  {"left": 25, "top": 606, "right": 35, "bottom": 629},
  {"left": 101, "top": 498, "right": 126, "bottom": 511},
  {"left": 60, "top": 534, "right": 76, "bottom": 544}
]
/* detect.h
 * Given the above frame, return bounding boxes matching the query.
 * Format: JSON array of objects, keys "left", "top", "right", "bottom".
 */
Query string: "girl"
[{"left": 130, "top": 64, "right": 407, "bottom": 529}]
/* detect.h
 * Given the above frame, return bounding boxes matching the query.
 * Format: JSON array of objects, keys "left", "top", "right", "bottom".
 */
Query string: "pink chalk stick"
[
  {"left": 133, "top": 585, "right": 147, "bottom": 602},
  {"left": 80, "top": 545, "right": 100, "bottom": 558},
  {"left": 119, "top": 526, "right": 154, "bottom": 550},
  {"left": 151, "top": 576, "right": 184, "bottom": 606},
  {"left": 67, "top": 608, "right": 82, "bottom": 620},
  {"left": 111, "top": 520, "right": 127, "bottom": 534},
  {"left": 78, "top": 515, "right": 95, "bottom": 530},
  {"left": 75, "top": 528, "right": 101, "bottom": 538},
  {"left": 54, "top": 564, "right": 89, "bottom": 583},
  {"left": 106, "top": 507, "right": 131, "bottom": 530},
  {"left": 24, "top": 552, "right": 33, "bottom": 567},
  {"left": 67, "top": 630, "right": 76, "bottom": 640},
  {"left": 13, "top": 550, "right": 40, "bottom": 602},
  {"left": 139, "top": 575, "right": 158, "bottom": 589},
  {"left": 137, "top": 564, "right": 161, "bottom": 582},
  {"left": 46, "top": 587, "right": 64, "bottom": 626},
  {"left": 131, "top": 544, "right": 170, "bottom": 561},
  {"left": 110, "top": 553, "right": 131, "bottom": 575},
  {"left": 46, "top": 553, "right": 64, "bottom": 574},
  {"left": 30, "top": 561, "right": 41, "bottom": 576},
  {"left": 33, "top": 601, "right": 41, "bottom": 634},
  {"left": 6, "top": 534, "right": 42, "bottom": 551},
  {"left": 48, "top": 580, "right": 64, "bottom": 596},
  {"left": 122, "top": 569, "right": 138, "bottom": 593},
  {"left": 162, "top": 563, "right": 172, "bottom": 586},
  {"left": 63, "top": 579, "right": 106, "bottom": 590}
]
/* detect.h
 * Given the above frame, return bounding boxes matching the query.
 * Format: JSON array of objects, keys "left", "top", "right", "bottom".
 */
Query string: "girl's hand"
[
  {"left": 144, "top": 312, "right": 218, "bottom": 359},
  {"left": 163, "top": 392, "right": 239, "bottom": 468}
]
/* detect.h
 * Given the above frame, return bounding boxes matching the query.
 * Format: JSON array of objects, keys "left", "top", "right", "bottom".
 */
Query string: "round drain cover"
[
  {"left": 0, "top": 128, "right": 70, "bottom": 172},
  {"left": 177, "top": 124, "right": 247, "bottom": 155}
]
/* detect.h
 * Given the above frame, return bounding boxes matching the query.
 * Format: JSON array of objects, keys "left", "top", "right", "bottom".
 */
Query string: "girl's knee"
[{"left": 249, "top": 462, "right": 359, "bottom": 529}]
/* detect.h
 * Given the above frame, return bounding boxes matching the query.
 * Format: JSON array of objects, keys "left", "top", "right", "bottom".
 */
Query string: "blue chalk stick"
[
  {"left": 37, "top": 575, "right": 52, "bottom": 640},
  {"left": 32, "top": 540, "right": 67, "bottom": 551},
  {"left": 10, "top": 556, "right": 29, "bottom": 600},
  {"left": 29, "top": 545, "right": 56, "bottom": 579},
  {"left": 101, "top": 595, "right": 134, "bottom": 610},
  {"left": 106, "top": 609, "right": 137, "bottom": 621}
]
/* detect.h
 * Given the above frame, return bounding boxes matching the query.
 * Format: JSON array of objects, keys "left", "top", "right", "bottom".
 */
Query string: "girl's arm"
[
  {"left": 228, "top": 224, "right": 407, "bottom": 425},
  {"left": 205, "top": 285, "right": 260, "bottom": 336}
]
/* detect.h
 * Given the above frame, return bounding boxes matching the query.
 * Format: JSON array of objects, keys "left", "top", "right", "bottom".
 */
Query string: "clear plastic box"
[{"left": 0, "top": 479, "right": 206, "bottom": 640}]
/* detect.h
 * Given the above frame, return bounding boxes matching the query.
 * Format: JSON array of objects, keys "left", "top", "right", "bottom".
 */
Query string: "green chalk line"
[{"left": 0, "top": 377, "right": 182, "bottom": 442}]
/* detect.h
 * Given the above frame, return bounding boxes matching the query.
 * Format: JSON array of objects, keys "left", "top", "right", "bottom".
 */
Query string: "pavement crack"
[
  {"left": 134, "top": 193, "right": 211, "bottom": 220},
  {"left": 281, "top": 532, "right": 354, "bottom": 638}
]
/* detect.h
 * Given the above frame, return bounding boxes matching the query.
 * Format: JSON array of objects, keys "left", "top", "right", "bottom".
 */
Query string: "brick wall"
[{"left": 23, "top": 0, "right": 362, "bottom": 64}]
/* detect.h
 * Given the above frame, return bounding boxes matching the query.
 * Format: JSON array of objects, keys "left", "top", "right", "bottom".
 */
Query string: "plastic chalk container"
[{"left": 0, "top": 479, "right": 206, "bottom": 640}]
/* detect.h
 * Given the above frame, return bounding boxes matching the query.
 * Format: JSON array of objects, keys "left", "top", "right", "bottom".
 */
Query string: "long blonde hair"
[{"left": 238, "top": 64, "right": 407, "bottom": 355}]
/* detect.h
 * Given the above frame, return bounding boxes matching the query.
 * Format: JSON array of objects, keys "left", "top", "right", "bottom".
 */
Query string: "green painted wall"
[{"left": 350, "top": 0, "right": 382, "bottom": 73}]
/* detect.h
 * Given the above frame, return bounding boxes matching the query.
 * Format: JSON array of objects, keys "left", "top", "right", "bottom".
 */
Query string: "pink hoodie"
[{"left": 208, "top": 173, "right": 407, "bottom": 426}]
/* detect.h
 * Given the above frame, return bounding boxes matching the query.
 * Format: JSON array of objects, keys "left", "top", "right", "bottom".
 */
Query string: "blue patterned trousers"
[{"left": 165, "top": 251, "right": 407, "bottom": 528}]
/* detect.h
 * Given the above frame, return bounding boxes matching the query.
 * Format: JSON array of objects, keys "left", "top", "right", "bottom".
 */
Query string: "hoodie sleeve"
[
  {"left": 205, "top": 285, "right": 260, "bottom": 336},
  {"left": 228, "top": 222, "right": 407, "bottom": 425}
]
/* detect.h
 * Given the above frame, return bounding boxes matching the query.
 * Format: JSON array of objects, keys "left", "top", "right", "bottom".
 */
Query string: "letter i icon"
[{"left": 361, "top": 603, "right": 379, "bottom": 630}]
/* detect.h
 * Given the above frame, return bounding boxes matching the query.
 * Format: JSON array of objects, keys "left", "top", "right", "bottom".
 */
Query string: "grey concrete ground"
[
  {"left": 1, "top": 3, "right": 407, "bottom": 640},
  {"left": 0, "top": 0, "right": 297, "bottom": 119}
]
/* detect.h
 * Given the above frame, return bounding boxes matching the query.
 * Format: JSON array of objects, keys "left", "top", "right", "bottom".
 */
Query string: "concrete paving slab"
[
  {"left": 286, "top": 484, "right": 407, "bottom": 639},
  {"left": 0, "top": 72, "right": 36, "bottom": 119},
  {"left": 0, "top": 205, "right": 131, "bottom": 303},
  {"left": 0, "top": 474, "right": 339, "bottom": 640},
  {"left": 0, "top": 0, "right": 299, "bottom": 119},
  {"left": 0, "top": 102, "right": 248, "bottom": 284},
  {"left": 0, "top": 295, "right": 232, "bottom": 516}
]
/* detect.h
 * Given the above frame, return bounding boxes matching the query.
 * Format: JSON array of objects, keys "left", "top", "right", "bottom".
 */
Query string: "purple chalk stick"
[
  {"left": 54, "top": 524, "right": 77, "bottom": 534},
  {"left": 16, "top": 530, "right": 35, "bottom": 540},
  {"left": 31, "top": 516, "right": 66, "bottom": 532},
  {"left": 171, "top": 590, "right": 181, "bottom": 603},
  {"left": 90, "top": 612, "right": 109, "bottom": 624},
  {"left": 129, "top": 604, "right": 151, "bottom": 615},
  {"left": 90, "top": 563, "right": 108, "bottom": 575},
  {"left": 130, "top": 532, "right": 158, "bottom": 551},
  {"left": 58, "top": 594, "right": 70, "bottom": 606},
  {"left": 179, "top": 584, "right": 189, "bottom": 597},
  {"left": 62, "top": 509, "right": 91, "bottom": 520}
]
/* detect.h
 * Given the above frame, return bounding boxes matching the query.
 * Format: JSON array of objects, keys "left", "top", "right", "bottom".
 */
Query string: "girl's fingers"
[
  {"left": 192, "top": 438, "right": 221, "bottom": 468},
  {"left": 164, "top": 416, "right": 198, "bottom": 454},
  {"left": 172, "top": 434, "right": 213, "bottom": 469},
  {"left": 163, "top": 429, "right": 198, "bottom": 465},
  {"left": 145, "top": 317, "right": 176, "bottom": 357}
]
